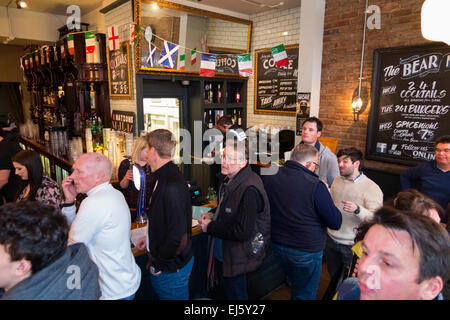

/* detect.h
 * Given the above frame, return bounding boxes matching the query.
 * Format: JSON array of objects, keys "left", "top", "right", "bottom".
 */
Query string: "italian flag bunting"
[
  {"left": 237, "top": 53, "right": 253, "bottom": 77},
  {"left": 179, "top": 54, "right": 185, "bottom": 70},
  {"left": 271, "top": 44, "right": 289, "bottom": 68},
  {"left": 67, "top": 33, "right": 75, "bottom": 56},
  {"left": 191, "top": 48, "right": 197, "bottom": 66},
  {"left": 85, "top": 31, "right": 96, "bottom": 63}
]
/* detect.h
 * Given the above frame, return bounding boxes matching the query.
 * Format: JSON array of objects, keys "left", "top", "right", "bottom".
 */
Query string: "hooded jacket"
[{"left": 2, "top": 243, "right": 101, "bottom": 300}]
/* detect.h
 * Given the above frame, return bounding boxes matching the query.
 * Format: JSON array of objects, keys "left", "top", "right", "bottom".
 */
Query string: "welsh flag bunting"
[
  {"left": 191, "top": 48, "right": 197, "bottom": 66},
  {"left": 130, "top": 23, "right": 141, "bottom": 46},
  {"left": 237, "top": 53, "right": 253, "bottom": 77},
  {"left": 271, "top": 44, "right": 289, "bottom": 68},
  {"left": 85, "top": 31, "right": 96, "bottom": 54},
  {"left": 200, "top": 53, "right": 216, "bottom": 77},
  {"left": 67, "top": 33, "right": 75, "bottom": 55},
  {"left": 158, "top": 41, "right": 179, "bottom": 69},
  {"left": 179, "top": 54, "right": 185, "bottom": 70}
]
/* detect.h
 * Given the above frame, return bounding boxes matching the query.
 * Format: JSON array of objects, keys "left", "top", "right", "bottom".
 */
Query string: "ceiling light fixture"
[{"left": 16, "top": 0, "right": 27, "bottom": 9}]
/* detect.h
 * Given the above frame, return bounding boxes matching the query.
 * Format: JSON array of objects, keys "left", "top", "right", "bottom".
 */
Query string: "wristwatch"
[{"left": 354, "top": 205, "right": 360, "bottom": 215}]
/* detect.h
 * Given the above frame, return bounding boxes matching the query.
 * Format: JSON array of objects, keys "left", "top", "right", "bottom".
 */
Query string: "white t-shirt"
[{"left": 62, "top": 182, "right": 141, "bottom": 300}]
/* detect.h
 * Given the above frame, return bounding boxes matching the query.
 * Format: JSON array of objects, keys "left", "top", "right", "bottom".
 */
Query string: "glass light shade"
[
  {"left": 421, "top": 0, "right": 450, "bottom": 45},
  {"left": 352, "top": 96, "right": 363, "bottom": 111}
]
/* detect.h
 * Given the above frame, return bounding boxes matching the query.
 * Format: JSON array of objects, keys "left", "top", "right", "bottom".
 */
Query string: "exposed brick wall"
[{"left": 320, "top": 0, "right": 430, "bottom": 171}]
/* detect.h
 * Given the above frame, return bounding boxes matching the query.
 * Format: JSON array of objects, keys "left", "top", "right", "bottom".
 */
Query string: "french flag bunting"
[
  {"left": 200, "top": 53, "right": 216, "bottom": 77},
  {"left": 158, "top": 41, "right": 179, "bottom": 69}
]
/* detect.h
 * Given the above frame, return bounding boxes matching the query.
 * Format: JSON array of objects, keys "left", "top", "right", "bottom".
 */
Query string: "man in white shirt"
[
  {"left": 61, "top": 153, "right": 141, "bottom": 300},
  {"left": 325, "top": 147, "right": 383, "bottom": 279}
]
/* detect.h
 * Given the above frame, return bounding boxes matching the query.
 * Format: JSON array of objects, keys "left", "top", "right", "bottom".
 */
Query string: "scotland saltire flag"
[
  {"left": 146, "top": 43, "right": 156, "bottom": 67},
  {"left": 158, "top": 41, "right": 179, "bottom": 69}
]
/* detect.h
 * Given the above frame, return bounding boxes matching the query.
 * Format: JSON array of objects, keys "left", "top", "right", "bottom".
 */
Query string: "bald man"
[{"left": 61, "top": 153, "right": 141, "bottom": 300}]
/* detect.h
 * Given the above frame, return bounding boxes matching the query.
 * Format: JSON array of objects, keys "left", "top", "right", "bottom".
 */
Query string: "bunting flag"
[
  {"left": 158, "top": 41, "right": 179, "bottom": 69},
  {"left": 130, "top": 23, "right": 141, "bottom": 46},
  {"left": 108, "top": 25, "right": 120, "bottom": 51},
  {"left": 67, "top": 34, "right": 75, "bottom": 56},
  {"left": 85, "top": 31, "right": 97, "bottom": 63},
  {"left": 191, "top": 48, "right": 197, "bottom": 65},
  {"left": 179, "top": 54, "right": 185, "bottom": 70},
  {"left": 200, "top": 53, "right": 216, "bottom": 77},
  {"left": 146, "top": 43, "right": 157, "bottom": 67},
  {"left": 271, "top": 44, "right": 289, "bottom": 68},
  {"left": 237, "top": 53, "right": 253, "bottom": 77}
]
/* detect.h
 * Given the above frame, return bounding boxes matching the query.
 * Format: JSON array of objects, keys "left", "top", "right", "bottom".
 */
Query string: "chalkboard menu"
[
  {"left": 254, "top": 44, "right": 299, "bottom": 114},
  {"left": 215, "top": 54, "right": 239, "bottom": 74},
  {"left": 366, "top": 43, "right": 450, "bottom": 166},
  {"left": 112, "top": 110, "right": 135, "bottom": 133},
  {"left": 107, "top": 42, "right": 132, "bottom": 99}
]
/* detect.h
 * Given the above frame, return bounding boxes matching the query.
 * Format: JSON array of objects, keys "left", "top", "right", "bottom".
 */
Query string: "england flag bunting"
[{"left": 158, "top": 41, "right": 179, "bottom": 69}]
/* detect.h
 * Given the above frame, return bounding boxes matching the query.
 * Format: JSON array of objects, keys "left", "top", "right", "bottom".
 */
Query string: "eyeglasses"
[{"left": 308, "top": 161, "right": 320, "bottom": 168}]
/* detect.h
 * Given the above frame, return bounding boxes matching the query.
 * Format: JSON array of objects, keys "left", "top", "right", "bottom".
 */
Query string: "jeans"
[
  {"left": 324, "top": 235, "right": 353, "bottom": 279},
  {"left": 272, "top": 242, "right": 323, "bottom": 300},
  {"left": 209, "top": 259, "right": 248, "bottom": 300},
  {"left": 150, "top": 257, "right": 194, "bottom": 300}
]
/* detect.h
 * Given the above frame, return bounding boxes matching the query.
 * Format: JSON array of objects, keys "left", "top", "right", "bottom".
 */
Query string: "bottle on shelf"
[
  {"left": 232, "top": 109, "right": 238, "bottom": 124},
  {"left": 237, "top": 109, "right": 242, "bottom": 126},
  {"left": 204, "top": 83, "right": 210, "bottom": 104},
  {"left": 217, "top": 83, "right": 221, "bottom": 104},
  {"left": 235, "top": 88, "right": 241, "bottom": 103},
  {"left": 207, "top": 110, "right": 214, "bottom": 129},
  {"left": 208, "top": 83, "right": 213, "bottom": 104}
]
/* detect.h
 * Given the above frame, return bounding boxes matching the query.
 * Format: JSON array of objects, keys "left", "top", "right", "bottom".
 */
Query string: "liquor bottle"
[
  {"left": 235, "top": 89, "right": 240, "bottom": 103},
  {"left": 208, "top": 83, "right": 213, "bottom": 104},
  {"left": 204, "top": 83, "right": 210, "bottom": 104},
  {"left": 207, "top": 110, "right": 214, "bottom": 129},
  {"left": 89, "top": 83, "right": 96, "bottom": 113},
  {"left": 217, "top": 83, "right": 221, "bottom": 104},
  {"left": 237, "top": 109, "right": 242, "bottom": 126},
  {"left": 233, "top": 109, "right": 237, "bottom": 124}
]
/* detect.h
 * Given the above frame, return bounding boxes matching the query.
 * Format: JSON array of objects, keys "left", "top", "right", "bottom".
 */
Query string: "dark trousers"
[
  {"left": 211, "top": 259, "right": 248, "bottom": 300},
  {"left": 324, "top": 235, "right": 354, "bottom": 279}
]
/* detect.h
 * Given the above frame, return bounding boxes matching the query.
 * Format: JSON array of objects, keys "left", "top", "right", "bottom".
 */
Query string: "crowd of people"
[{"left": 0, "top": 119, "right": 448, "bottom": 301}]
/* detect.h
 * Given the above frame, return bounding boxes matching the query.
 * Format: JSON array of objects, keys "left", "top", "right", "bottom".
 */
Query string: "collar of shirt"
[
  {"left": 344, "top": 172, "right": 364, "bottom": 183},
  {"left": 300, "top": 139, "right": 321, "bottom": 152},
  {"left": 87, "top": 181, "right": 110, "bottom": 196}
]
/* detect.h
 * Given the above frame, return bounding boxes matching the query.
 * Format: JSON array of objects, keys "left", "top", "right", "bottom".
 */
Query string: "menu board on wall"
[
  {"left": 254, "top": 44, "right": 299, "bottom": 114},
  {"left": 112, "top": 110, "right": 135, "bottom": 133},
  {"left": 366, "top": 43, "right": 450, "bottom": 166},
  {"left": 107, "top": 42, "right": 132, "bottom": 99}
]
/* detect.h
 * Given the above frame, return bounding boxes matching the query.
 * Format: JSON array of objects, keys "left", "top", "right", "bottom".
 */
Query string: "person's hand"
[
  {"left": 61, "top": 175, "right": 77, "bottom": 203},
  {"left": 136, "top": 236, "right": 147, "bottom": 251},
  {"left": 200, "top": 212, "right": 213, "bottom": 220},
  {"left": 342, "top": 200, "right": 358, "bottom": 213},
  {"left": 198, "top": 216, "right": 212, "bottom": 233},
  {"left": 125, "top": 169, "right": 133, "bottom": 181}
]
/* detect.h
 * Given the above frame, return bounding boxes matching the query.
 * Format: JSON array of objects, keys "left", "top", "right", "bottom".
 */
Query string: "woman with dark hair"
[{"left": 12, "top": 150, "right": 61, "bottom": 207}]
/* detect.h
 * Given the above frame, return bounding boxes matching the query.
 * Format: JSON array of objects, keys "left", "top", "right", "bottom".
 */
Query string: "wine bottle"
[
  {"left": 217, "top": 83, "right": 221, "bottom": 103},
  {"left": 207, "top": 110, "right": 214, "bottom": 129},
  {"left": 236, "top": 89, "right": 240, "bottom": 103}
]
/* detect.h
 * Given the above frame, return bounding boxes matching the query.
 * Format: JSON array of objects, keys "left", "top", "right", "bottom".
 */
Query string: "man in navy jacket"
[
  {"left": 400, "top": 135, "right": 450, "bottom": 223},
  {"left": 262, "top": 143, "right": 342, "bottom": 300}
]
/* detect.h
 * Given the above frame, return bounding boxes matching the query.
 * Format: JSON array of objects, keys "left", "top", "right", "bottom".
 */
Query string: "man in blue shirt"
[
  {"left": 262, "top": 143, "right": 342, "bottom": 300},
  {"left": 400, "top": 135, "right": 450, "bottom": 223}
]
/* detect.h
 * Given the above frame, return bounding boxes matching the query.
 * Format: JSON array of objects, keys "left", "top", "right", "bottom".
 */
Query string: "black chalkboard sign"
[
  {"left": 215, "top": 54, "right": 239, "bottom": 74},
  {"left": 254, "top": 44, "right": 299, "bottom": 114},
  {"left": 366, "top": 43, "right": 450, "bottom": 166},
  {"left": 107, "top": 42, "right": 132, "bottom": 99}
]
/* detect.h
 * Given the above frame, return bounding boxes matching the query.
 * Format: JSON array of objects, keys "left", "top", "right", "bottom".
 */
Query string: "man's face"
[
  {"left": 435, "top": 142, "right": 450, "bottom": 167},
  {"left": 69, "top": 157, "right": 99, "bottom": 194},
  {"left": 338, "top": 155, "right": 358, "bottom": 178},
  {"left": 357, "top": 224, "right": 432, "bottom": 300},
  {"left": 221, "top": 147, "right": 246, "bottom": 177},
  {"left": 301, "top": 121, "right": 321, "bottom": 145}
]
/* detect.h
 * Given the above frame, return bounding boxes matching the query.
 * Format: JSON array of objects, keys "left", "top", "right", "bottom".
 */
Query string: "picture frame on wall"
[
  {"left": 107, "top": 42, "right": 132, "bottom": 99},
  {"left": 366, "top": 42, "right": 450, "bottom": 166}
]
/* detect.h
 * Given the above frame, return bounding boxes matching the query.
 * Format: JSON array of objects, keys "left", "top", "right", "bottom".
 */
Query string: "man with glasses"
[
  {"left": 262, "top": 143, "right": 342, "bottom": 300},
  {"left": 401, "top": 135, "right": 450, "bottom": 223}
]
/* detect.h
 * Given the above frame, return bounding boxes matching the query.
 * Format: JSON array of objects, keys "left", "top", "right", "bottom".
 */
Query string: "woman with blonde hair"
[{"left": 118, "top": 136, "right": 156, "bottom": 222}]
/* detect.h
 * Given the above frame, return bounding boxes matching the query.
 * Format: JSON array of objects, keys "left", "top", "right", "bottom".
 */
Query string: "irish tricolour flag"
[
  {"left": 67, "top": 34, "right": 75, "bottom": 56},
  {"left": 179, "top": 54, "right": 185, "bottom": 70},
  {"left": 271, "top": 44, "right": 289, "bottom": 68},
  {"left": 237, "top": 53, "right": 253, "bottom": 77}
]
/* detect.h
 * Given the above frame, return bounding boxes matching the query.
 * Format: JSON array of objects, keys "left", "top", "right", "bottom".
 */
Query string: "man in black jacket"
[
  {"left": 198, "top": 138, "right": 270, "bottom": 300},
  {"left": 136, "top": 129, "right": 193, "bottom": 300},
  {"left": 262, "top": 143, "right": 342, "bottom": 300}
]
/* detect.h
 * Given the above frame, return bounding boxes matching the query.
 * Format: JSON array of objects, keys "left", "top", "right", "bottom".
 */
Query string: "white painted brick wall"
[{"left": 246, "top": 6, "right": 300, "bottom": 130}]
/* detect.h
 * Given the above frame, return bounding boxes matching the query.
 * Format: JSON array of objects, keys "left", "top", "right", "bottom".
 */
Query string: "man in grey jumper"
[{"left": 300, "top": 117, "right": 339, "bottom": 187}]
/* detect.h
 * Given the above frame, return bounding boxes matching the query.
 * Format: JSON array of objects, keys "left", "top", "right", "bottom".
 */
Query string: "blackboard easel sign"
[
  {"left": 366, "top": 43, "right": 450, "bottom": 166},
  {"left": 254, "top": 44, "right": 299, "bottom": 114},
  {"left": 107, "top": 42, "right": 132, "bottom": 99}
]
